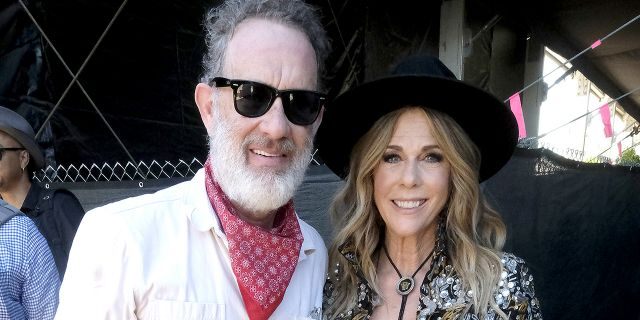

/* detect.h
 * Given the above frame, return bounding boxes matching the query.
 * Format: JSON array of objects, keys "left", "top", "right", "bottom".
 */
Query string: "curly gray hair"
[{"left": 201, "top": 0, "right": 331, "bottom": 88}]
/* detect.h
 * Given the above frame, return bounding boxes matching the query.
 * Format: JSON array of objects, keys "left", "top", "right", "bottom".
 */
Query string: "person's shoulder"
[
  {"left": 497, "top": 252, "right": 543, "bottom": 317},
  {"left": 500, "top": 251, "right": 526, "bottom": 263},
  {"left": 0, "top": 215, "right": 47, "bottom": 251},
  {"left": 498, "top": 252, "right": 538, "bottom": 297},
  {"left": 79, "top": 180, "right": 193, "bottom": 233},
  {"left": 90, "top": 178, "right": 192, "bottom": 216},
  {"left": 81, "top": 169, "right": 204, "bottom": 217},
  {"left": 71, "top": 184, "right": 189, "bottom": 253},
  {"left": 26, "top": 183, "right": 81, "bottom": 210},
  {"left": 0, "top": 201, "right": 22, "bottom": 225},
  {"left": 76, "top": 172, "right": 206, "bottom": 244},
  {"left": 500, "top": 252, "right": 531, "bottom": 273},
  {"left": 50, "top": 188, "right": 81, "bottom": 203},
  {"left": 48, "top": 188, "right": 84, "bottom": 212},
  {"left": 1, "top": 214, "right": 35, "bottom": 232}
]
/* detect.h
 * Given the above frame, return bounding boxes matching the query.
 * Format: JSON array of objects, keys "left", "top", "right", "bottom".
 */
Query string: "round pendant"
[{"left": 396, "top": 276, "right": 415, "bottom": 295}]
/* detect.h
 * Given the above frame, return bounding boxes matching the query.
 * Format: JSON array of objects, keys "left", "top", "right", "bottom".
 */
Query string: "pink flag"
[
  {"left": 508, "top": 93, "right": 527, "bottom": 138},
  {"left": 599, "top": 103, "right": 613, "bottom": 138},
  {"left": 617, "top": 142, "right": 623, "bottom": 157},
  {"left": 590, "top": 39, "right": 602, "bottom": 49}
]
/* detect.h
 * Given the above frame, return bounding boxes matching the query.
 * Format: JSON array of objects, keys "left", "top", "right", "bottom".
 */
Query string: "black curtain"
[{"left": 484, "top": 148, "right": 640, "bottom": 320}]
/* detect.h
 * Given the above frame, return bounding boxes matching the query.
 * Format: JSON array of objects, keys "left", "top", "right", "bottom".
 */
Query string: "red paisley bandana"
[{"left": 204, "top": 160, "right": 304, "bottom": 320}]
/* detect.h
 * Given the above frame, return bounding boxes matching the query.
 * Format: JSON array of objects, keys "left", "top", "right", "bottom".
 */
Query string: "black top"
[
  {"left": 21, "top": 183, "right": 85, "bottom": 279},
  {"left": 323, "top": 233, "right": 543, "bottom": 320}
]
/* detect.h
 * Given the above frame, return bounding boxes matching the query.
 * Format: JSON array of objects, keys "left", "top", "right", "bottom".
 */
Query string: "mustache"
[{"left": 242, "top": 134, "right": 296, "bottom": 155}]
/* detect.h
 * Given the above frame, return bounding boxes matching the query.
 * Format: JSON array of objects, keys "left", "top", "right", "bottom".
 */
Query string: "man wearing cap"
[
  {"left": 0, "top": 199, "right": 60, "bottom": 319},
  {"left": 0, "top": 106, "right": 85, "bottom": 279}
]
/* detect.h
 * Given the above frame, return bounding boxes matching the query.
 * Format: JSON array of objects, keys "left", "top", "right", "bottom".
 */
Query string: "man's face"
[
  {"left": 197, "top": 18, "right": 322, "bottom": 220},
  {"left": 0, "top": 131, "right": 25, "bottom": 194}
]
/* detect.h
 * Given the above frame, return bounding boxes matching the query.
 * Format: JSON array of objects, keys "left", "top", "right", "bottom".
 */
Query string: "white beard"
[{"left": 207, "top": 101, "right": 313, "bottom": 217}]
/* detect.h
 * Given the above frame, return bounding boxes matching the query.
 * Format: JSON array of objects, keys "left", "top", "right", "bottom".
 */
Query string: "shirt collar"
[
  {"left": 186, "top": 168, "right": 224, "bottom": 235},
  {"left": 185, "top": 168, "right": 318, "bottom": 260},
  {"left": 185, "top": 169, "right": 317, "bottom": 261},
  {"left": 20, "top": 183, "right": 42, "bottom": 216}
]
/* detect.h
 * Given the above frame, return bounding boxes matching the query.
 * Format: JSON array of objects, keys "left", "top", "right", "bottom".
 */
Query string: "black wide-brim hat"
[{"left": 316, "top": 55, "right": 518, "bottom": 181}]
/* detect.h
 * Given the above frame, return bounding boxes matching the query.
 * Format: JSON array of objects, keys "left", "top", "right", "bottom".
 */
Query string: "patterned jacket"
[{"left": 323, "top": 234, "right": 543, "bottom": 320}]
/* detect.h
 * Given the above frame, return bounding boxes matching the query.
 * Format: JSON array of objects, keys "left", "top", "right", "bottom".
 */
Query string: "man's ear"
[
  {"left": 195, "top": 83, "right": 214, "bottom": 135},
  {"left": 19, "top": 150, "right": 30, "bottom": 171}
]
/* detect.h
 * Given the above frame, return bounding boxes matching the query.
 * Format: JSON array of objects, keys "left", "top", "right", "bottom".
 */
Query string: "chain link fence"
[
  {"left": 33, "top": 144, "right": 632, "bottom": 183},
  {"left": 33, "top": 149, "right": 325, "bottom": 183}
]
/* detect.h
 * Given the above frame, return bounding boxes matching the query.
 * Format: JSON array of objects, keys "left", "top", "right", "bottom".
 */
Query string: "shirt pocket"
[{"left": 144, "top": 300, "right": 225, "bottom": 320}]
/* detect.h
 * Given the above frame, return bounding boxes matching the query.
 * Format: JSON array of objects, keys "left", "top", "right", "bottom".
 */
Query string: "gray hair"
[{"left": 201, "top": 0, "right": 331, "bottom": 88}]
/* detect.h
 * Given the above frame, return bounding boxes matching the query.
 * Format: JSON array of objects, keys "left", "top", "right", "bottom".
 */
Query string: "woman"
[
  {"left": 0, "top": 106, "right": 85, "bottom": 279},
  {"left": 317, "top": 56, "right": 542, "bottom": 319}
]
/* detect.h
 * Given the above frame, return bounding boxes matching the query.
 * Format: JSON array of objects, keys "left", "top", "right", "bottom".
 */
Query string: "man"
[
  {"left": 56, "top": 0, "right": 331, "bottom": 319},
  {"left": 0, "top": 106, "right": 85, "bottom": 279},
  {"left": 0, "top": 199, "right": 60, "bottom": 319}
]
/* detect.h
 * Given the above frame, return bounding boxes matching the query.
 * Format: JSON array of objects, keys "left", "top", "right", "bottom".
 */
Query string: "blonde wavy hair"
[{"left": 325, "top": 106, "right": 508, "bottom": 318}]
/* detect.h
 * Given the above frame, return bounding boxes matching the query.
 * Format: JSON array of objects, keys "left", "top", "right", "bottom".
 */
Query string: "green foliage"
[{"left": 619, "top": 148, "right": 640, "bottom": 166}]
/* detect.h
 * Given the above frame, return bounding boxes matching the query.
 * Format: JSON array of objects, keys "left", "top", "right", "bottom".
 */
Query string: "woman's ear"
[{"left": 195, "top": 83, "right": 215, "bottom": 136}]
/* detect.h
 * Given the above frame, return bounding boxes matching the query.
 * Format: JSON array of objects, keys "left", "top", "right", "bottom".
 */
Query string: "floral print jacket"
[{"left": 323, "top": 236, "right": 543, "bottom": 320}]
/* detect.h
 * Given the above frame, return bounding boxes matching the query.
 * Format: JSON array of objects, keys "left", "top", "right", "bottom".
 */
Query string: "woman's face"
[{"left": 373, "top": 109, "right": 450, "bottom": 239}]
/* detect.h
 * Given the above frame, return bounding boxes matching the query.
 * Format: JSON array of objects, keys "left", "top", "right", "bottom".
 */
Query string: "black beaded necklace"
[{"left": 382, "top": 245, "right": 435, "bottom": 320}]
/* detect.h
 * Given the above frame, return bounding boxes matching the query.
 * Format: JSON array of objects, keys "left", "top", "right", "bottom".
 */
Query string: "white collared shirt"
[{"left": 55, "top": 169, "right": 327, "bottom": 320}]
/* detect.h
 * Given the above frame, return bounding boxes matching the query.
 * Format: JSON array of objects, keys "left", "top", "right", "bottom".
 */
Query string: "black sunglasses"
[
  {"left": 210, "top": 77, "right": 326, "bottom": 126},
  {"left": 0, "top": 147, "right": 25, "bottom": 161}
]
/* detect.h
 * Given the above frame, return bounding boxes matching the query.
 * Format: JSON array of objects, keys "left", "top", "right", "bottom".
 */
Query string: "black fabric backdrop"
[
  {"left": 483, "top": 148, "right": 640, "bottom": 320},
  {"left": 49, "top": 148, "right": 640, "bottom": 320}
]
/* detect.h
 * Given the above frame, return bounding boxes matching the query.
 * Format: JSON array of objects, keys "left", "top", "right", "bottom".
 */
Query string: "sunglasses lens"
[
  {"left": 218, "top": 77, "right": 324, "bottom": 125},
  {"left": 283, "top": 92, "right": 323, "bottom": 125},
  {"left": 235, "top": 82, "right": 274, "bottom": 117}
]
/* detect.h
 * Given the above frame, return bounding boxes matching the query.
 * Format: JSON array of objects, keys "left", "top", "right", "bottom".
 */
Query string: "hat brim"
[
  {"left": 316, "top": 75, "right": 518, "bottom": 181},
  {"left": 0, "top": 126, "right": 45, "bottom": 169}
]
